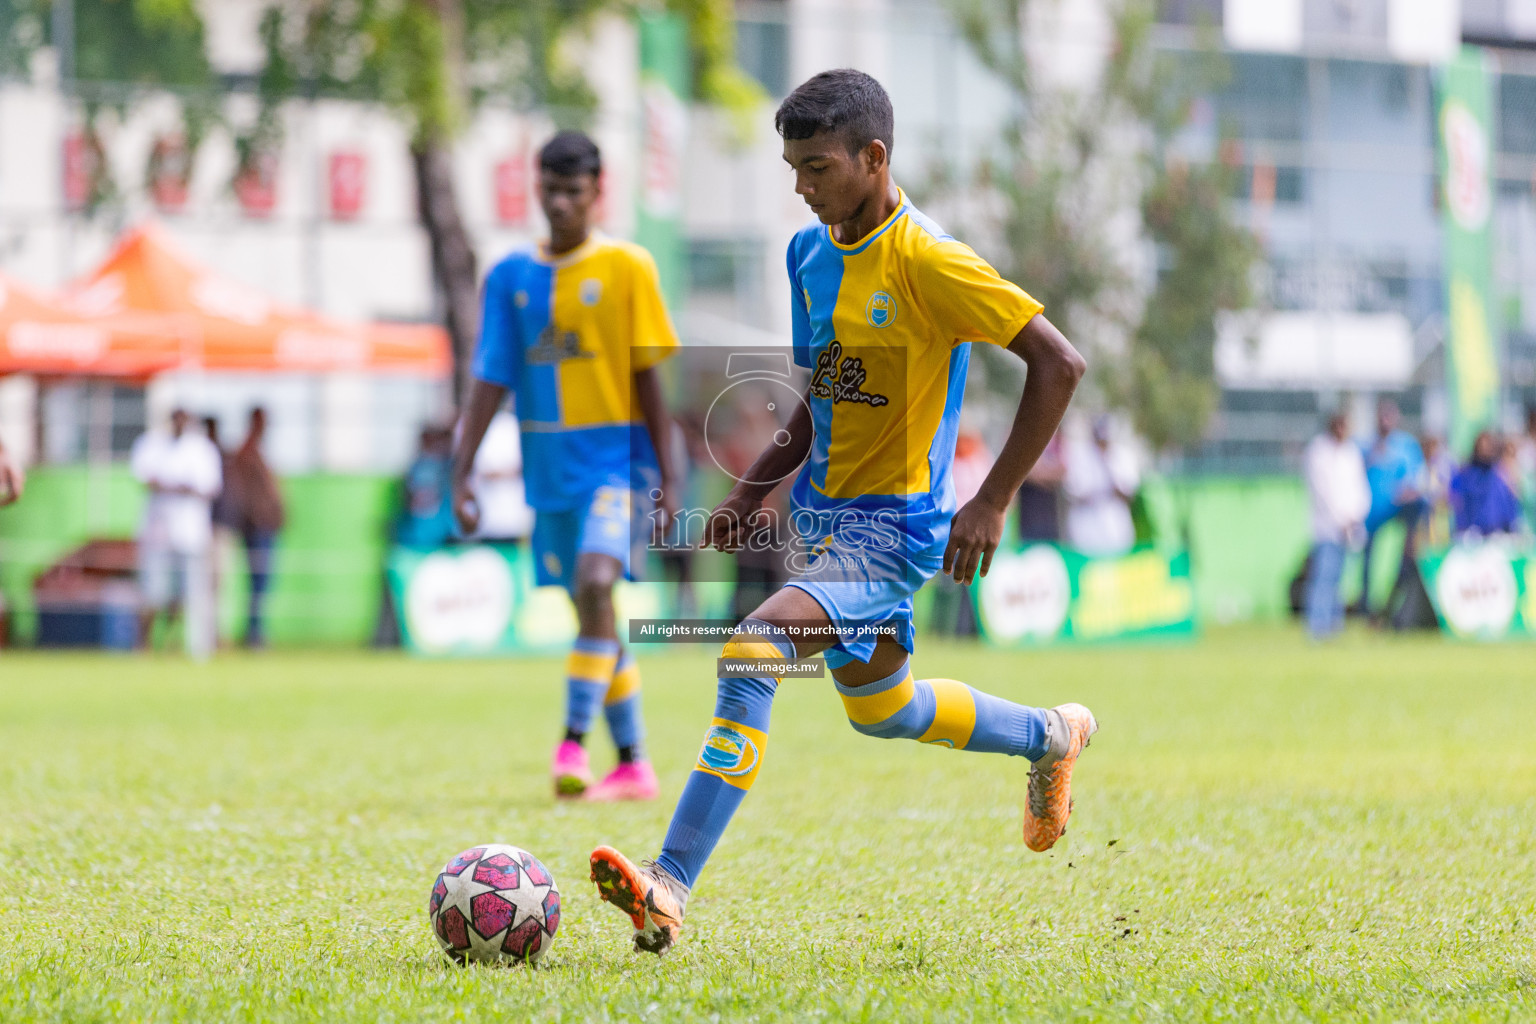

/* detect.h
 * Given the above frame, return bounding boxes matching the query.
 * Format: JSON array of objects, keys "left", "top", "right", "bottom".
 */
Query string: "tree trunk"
[
  {"left": 412, "top": 0, "right": 477, "bottom": 407},
  {"left": 412, "top": 140, "right": 479, "bottom": 407}
]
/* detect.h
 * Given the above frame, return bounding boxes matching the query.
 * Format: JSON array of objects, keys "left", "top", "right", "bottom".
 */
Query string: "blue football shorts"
[
  {"left": 783, "top": 506, "right": 945, "bottom": 668},
  {"left": 531, "top": 484, "right": 651, "bottom": 592}
]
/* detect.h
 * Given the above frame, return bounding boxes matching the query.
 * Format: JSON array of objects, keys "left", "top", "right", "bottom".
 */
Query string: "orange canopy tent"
[
  {"left": 52, "top": 224, "right": 451, "bottom": 377},
  {"left": 0, "top": 272, "right": 184, "bottom": 377}
]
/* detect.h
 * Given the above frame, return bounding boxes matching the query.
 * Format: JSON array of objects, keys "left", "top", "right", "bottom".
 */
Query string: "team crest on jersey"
[
  {"left": 865, "top": 291, "right": 896, "bottom": 328},
  {"left": 698, "top": 724, "right": 758, "bottom": 777},
  {"left": 579, "top": 279, "right": 603, "bottom": 306},
  {"left": 514, "top": 290, "right": 530, "bottom": 308},
  {"left": 809, "top": 339, "right": 890, "bottom": 408}
]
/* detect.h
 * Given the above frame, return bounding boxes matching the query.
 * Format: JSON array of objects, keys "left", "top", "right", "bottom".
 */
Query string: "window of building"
[
  {"left": 1218, "top": 54, "right": 1309, "bottom": 142},
  {"left": 736, "top": 0, "right": 790, "bottom": 99},
  {"left": 1500, "top": 74, "right": 1536, "bottom": 156}
]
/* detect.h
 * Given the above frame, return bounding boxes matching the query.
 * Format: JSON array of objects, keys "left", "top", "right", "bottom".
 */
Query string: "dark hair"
[
  {"left": 538, "top": 131, "right": 602, "bottom": 179},
  {"left": 775, "top": 69, "right": 894, "bottom": 158}
]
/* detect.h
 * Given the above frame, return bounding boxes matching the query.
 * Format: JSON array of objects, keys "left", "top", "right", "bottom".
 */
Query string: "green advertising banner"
[
  {"left": 974, "top": 544, "right": 1196, "bottom": 646},
  {"left": 637, "top": 12, "right": 689, "bottom": 312},
  {"left": 386, "top": 543, "right": 669, "bottom": 656},
  {"left": 1418, "top": 541, "right": 1536, "bottom": 640},
  {"left": 1437, "top": 46, "right": 1500, "bottom": 457}
]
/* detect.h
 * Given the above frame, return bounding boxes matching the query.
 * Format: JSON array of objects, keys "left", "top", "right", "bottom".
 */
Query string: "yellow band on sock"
[
  {"left": 838, "top": 671, "right": 916, "bottom": 726},
  {"left": 918, "top": 679, "right": 976, "bottom": 749},
  {"left": 568, "top": 649, "right": 619, "bottom": 683},
  {"left": 720, "top": 634, "right": 791, "bottom": 682},
  {"left": 694, "top": 717, "right": 768, "bottom": 791},
  {"left": 604, "top": 661, "right": 642, "bottom": 705},
  {"left": 720, "top": 637, "right": 788, "bottom": 662}
]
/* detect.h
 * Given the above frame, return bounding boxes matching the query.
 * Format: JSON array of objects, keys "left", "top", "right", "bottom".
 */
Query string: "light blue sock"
[
  {"left": 565, "top": 637, "right": 619, "bottom": 737},
  {"left": 656, "top": 619, "right": 793, "bottom": 889},
  {"left": 603, "top": 649, "right": 645, "bottom": 752}
]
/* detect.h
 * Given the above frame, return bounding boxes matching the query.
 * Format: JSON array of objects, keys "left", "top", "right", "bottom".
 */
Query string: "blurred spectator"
[
  {"left": 230, "top": 407, "right": 285, "bottom": 648},
  {"left": 0, "top": 432, "right": 23, "bottom": 506},
  {"left": 204, "top": 416, "right": 237, "bottom": 647},
  {"left": 1303, "top": 412, "right": 1369, "bottom": 641},
  {"left": 1515, "top": 406, "right": 1536, "bottom": 526},
  {"left": 1416, "top": 435, "right": 1455, "bottom": 551},
  {"left": 1450, "top": 431, "right": 1523, "bottom": 538},
  {"left": 131, "top": 408, "right": 222, "bottom": 659},
  {"left": 395, "top": 425, "right": 457, "bottom": 548},
  {"left": 1356, "top": 399, "right": 1423, "bottom": 618},
  {"left": 204, "top": 417, "right": 236, "bottom": 530},
  {"left": 1016, "top": 431, "right": 1064, "bottom": 542},
  {"left": 469, "top": 410, "right": 534, "bottom": 543},
  {"left": 1063, "top": 416, "right": 1138, "bottom": 557},
  {"left": 930, "top": 428, "right": 991, "bottom": 636}
]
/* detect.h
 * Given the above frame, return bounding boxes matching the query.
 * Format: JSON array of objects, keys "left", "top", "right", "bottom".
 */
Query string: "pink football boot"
[
  {"left": 585, "top": 761, "right": 659, "bottom": 802},
  {"left": 552, "top": 740, "right": 592, "bottom": 799}
]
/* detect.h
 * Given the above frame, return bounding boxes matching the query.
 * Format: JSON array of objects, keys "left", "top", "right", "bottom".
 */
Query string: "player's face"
[
  {"left": 538, "top": 172, "right": 600, "bottom": 236},
  {"left": 783, "top": 132, "right": 882, "bottom": 225}
]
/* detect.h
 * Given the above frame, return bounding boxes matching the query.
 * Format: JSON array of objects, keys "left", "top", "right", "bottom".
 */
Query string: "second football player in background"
[{"left": 453, "top": 132, "right": 681, "bottom": 802}]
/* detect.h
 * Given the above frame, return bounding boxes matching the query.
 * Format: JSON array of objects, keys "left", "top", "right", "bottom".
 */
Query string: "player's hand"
[
  {"left": 944, "top": 496, "right": 1006, "bottom": 586},
  {"left": 0, "top": 448, "right": 23, "bottom": 507},
  {"left": 452, "top": 478, "right": 480, "bottom": 536},
  {"left": 701, "top": 486, "right": 764, "bottom": 553}
]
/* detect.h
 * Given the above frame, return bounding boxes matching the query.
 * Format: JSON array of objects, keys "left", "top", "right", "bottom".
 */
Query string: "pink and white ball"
[{"left": 428, "top": 844, "right": 561, "bottom": 965}]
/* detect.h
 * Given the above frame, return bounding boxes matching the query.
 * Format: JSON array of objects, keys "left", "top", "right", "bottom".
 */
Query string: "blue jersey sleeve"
[
  {"left": 472, "top": 263, "right": 521, "bottom": 391},
  {"left": 788, "top": 241, "right": 814, "bottom": 369}
]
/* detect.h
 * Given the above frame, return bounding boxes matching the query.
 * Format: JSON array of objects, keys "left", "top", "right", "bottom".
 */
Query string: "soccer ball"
[{"left": 428, "top": 844, "right": 561, "bottom": 965}]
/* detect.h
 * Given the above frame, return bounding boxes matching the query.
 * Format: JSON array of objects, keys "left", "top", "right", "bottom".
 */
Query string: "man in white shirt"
[
  {"left": 1063, "top": 416, "right": 1140, "bottom": 556},
  {"left": 131, "top": 408, "right": 223, "bottom": 659},
  {"left": 1303, "top": 412, "right": 1370, "bottom": 640}
]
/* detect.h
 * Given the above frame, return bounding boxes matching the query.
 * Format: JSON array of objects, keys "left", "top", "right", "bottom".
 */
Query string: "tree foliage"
[{"left": 939, "top": 0, "right": 1258, "bottom": 450}]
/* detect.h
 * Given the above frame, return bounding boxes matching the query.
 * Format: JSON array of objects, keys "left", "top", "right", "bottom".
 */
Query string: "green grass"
[{"left": 1, "top": 627, "right": 1533, "bottom": 1022}]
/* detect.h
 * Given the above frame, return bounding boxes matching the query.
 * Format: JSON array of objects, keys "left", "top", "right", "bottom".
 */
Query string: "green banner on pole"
[
  {"left": 1436, "top": 46, "right": 1500, "bottom": 458},
  {"left": 637, "top": 12, "right": 689, "bottom": 312}
]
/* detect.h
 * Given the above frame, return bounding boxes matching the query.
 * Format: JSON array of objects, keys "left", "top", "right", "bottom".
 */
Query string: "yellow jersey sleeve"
[
  {"left": 912, "top": 240, "right": 1042, "bottom": 348},
  {"left": 625, "top": 246, "right": 680, "bottom": 371}
]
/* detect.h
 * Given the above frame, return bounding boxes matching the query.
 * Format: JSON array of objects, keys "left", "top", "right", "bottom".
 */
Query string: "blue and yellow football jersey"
[
  {"left": 787, "top": 189, "right": 1042, "bottom": 542},
  {"left": 473, "top": 233, "right": 679, "bottom": 511}
]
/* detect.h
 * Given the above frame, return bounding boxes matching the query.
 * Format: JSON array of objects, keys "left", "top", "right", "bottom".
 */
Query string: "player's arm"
[
  {"left": 701, "top": 392, "right": 814, "bottom": 552},
  {"left": 944, "top": 314, "right": 1085, "bottom": 584},
  {"left": 453, "top": 264, "right": 521, "bottom": 535},
  {"left": 633, "top": 366, "right": 679, "bottom": 532},
  {"left": 451, "top": 379, "right": 508, "bottom": 535}
]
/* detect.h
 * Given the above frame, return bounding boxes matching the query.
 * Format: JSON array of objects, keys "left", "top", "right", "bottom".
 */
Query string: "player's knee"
[
  {"left": 719, "top": 618, "right": 793, "bottom": 663},
  {"left": 836, "top": 668, "right": 933, "bottom": 740},
  {"left": 572, "top": 576, "right": 613, "bottom": 611},
  {"left": 844, "top": 703, "right": 927, "bottom": 740}
]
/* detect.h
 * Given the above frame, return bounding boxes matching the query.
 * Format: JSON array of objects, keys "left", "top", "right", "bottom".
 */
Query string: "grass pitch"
[{"left": 0, "top": 627, "right": 1533, "bottom": 1022}]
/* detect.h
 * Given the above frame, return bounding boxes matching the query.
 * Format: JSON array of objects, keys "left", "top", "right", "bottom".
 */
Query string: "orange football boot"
[
  {"left": 1023, "top": 703, "right": 1098, "bottom": 852},
  {"left": 589, "top": 846, "right": 688, "bottom": 955}
]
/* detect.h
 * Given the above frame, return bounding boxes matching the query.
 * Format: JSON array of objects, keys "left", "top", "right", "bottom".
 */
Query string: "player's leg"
[
  {"left": 589, "top": 584, "right": 832, "bottom": 954},
  {"left": 532, "top": 510, "right": 603, "bottom": 797},
  {"left": 578, "top": 558, "right": 659, "bottom": 802},
  {"left": 569, "top": 484, "right": 662, "bottom": 801},
  {"left": 830, "top": 638, "right": 1096, "bottom": 852},
  {"left": 554, "top": 549, "right": 624, "bottom": 798}
]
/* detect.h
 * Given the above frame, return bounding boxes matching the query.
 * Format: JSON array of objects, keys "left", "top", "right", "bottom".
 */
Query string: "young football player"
[
  {"left": 453, "top": 131, "right": 680, "bottom": 802},
  {"left": 589, "top": 70, "right": 1096, "bottom": 953}
]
